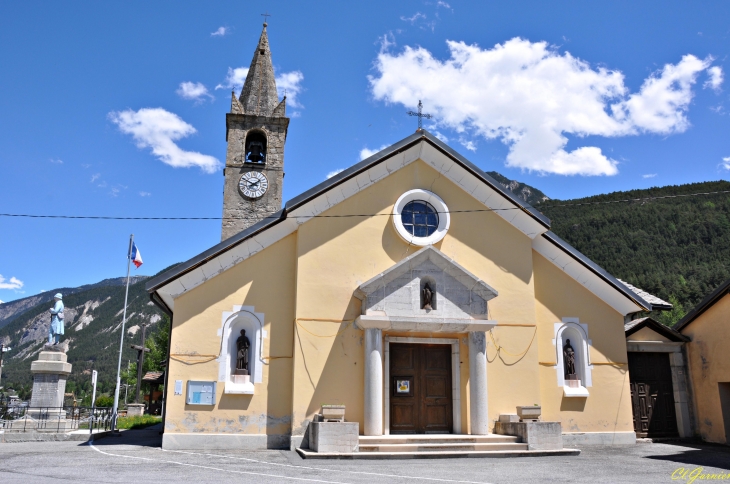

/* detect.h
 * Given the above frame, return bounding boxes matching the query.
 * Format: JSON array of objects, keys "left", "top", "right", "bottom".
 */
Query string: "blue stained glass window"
[{"left": 401, "top": 200, "right": 439, "bottom": 237}]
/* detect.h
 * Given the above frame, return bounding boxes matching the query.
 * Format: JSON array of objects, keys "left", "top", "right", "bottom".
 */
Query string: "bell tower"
[{"left": 221, "top": 22, "right": 289, "bottom": 241}]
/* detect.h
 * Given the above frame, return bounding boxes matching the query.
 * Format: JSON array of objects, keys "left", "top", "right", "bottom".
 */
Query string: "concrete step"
[
  {"left": 359, "top": 434, "right": 520, "bottom": 445},
  {"left": 359, "top": 442, "right": 529, "bottom": 452}
]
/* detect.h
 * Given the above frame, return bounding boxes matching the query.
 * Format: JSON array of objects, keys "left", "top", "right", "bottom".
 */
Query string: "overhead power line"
[{"left": 1, "top": 189, "right": 729, "bottom": 221}]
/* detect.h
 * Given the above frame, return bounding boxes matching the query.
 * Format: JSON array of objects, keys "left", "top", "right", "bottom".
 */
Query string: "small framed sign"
[
  {"left": 393, "top": 377, "right": 413, "bottom": 396},
  {"left": 186, "top": 380, "right": 217, "bottom": 405}
]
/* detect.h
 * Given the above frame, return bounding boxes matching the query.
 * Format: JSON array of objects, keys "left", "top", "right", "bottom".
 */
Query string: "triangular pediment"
[{"left": 354, "top": 245, "right": 498, "bottom": 319}]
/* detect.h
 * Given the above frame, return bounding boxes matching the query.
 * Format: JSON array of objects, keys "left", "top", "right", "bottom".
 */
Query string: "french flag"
[{"left": 131, "top": 243, "right": 143, "bottom": 268}]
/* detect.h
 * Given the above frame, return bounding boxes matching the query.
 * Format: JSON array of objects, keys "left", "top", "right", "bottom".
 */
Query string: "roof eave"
[
  {"left": 674, "top": 278, "right": 730, "bottom": 332},
  {"left": 625, "top": 317, "right": 690, "bottom": 342},
  {"left": 145, "top": 209, "right": 287, "bottom": 294}
]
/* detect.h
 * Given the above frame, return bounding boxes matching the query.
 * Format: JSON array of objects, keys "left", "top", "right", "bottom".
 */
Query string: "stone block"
[
  {"left": 495, "top": 421, "right": 563, "bottom": 450},
  {"left": 498, "top": 413, "right": 520, "bottom": 423},
  {"left": 516, "top": 405, "right": 542, "bottom": 420},
  {"left": 309, "top": 422, "right": 359, "bottom": 453},
  {"left": 30, "top": 360, "right": 72, "bottom": 375},
  {"left": 127, "top": 404, "right": 145, "bottom": 417}
]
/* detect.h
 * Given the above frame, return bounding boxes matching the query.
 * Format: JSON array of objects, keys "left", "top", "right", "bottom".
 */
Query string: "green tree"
[{"left": 655, "top": 295, "right": 686, "bottom": 327}]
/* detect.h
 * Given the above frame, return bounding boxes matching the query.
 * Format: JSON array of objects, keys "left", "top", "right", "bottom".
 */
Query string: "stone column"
[
  {"left": 363, "top": 328, "right": 383, "bottom": 436},
  {"left": 468, "top": 331, "right": 489, "bottom": 435}
]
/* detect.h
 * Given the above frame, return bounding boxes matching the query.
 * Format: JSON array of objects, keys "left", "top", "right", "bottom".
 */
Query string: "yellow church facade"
[{"left": 147, "top": 131, "right": 659, "bottom": 450}]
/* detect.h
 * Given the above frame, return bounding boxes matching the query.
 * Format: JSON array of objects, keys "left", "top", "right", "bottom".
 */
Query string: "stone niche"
[
  {"left": 217, "top": 306, "right": 265, "bottom": 395},
  {"left": 355, "top": 245, "right": 498, "bottom": 322}
]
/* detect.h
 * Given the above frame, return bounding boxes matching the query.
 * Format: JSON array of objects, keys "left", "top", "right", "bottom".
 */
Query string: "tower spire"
[{"left": 239, "top": 23, "right": 279, "bottom": 116}]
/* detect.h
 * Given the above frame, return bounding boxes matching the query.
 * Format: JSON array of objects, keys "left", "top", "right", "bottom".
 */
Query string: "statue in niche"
[
  {"left": 422, "top": 283, "right": 434, "bottom": 310},
  {"left": 235, "top": 329, "right": 250, "bottom": 375},
  {"left": 563, "top": 339, "right": 577, "bottom": 379}
]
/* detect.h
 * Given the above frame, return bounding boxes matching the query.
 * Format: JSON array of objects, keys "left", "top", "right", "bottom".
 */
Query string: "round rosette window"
[{"left": 392, "top": 189, "right": 450, "bottom": 246}]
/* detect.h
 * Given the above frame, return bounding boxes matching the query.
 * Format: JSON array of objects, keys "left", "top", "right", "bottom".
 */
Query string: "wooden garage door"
[
  {"left": 628, "top": 352, "right": 679, "bottom": 438},
  {"left": 390, "top": 343, "right": 453, "bottom": 434}
]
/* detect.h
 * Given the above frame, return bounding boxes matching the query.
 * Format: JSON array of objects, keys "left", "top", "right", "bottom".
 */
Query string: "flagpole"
[{"left": 112, "top": 234, "right": 134, "bottom": 433}]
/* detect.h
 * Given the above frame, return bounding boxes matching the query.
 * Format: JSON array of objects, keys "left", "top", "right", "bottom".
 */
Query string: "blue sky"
[{"left": 1, "top": 1, "right": 729, "bottom": 302}]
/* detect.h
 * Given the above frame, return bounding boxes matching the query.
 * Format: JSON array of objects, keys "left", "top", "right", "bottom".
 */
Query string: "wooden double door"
[
  {"left": 628, "top": 352, "right": 679, "bottom": 438},
  {"left": 390, "top": 343, "right": 453, "bottom": 434}
]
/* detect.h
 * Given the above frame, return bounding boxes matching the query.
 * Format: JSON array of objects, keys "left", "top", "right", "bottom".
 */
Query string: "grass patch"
[{"left": 116, "top": 414, "right": 161, "bottom": 430}]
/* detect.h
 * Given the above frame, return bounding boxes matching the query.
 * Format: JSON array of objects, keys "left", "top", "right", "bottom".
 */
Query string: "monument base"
[{"left": 6, "top": 416, "right": 76, "bottom": 433}]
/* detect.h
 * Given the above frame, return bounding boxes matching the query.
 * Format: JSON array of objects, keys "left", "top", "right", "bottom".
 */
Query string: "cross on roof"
[
  {"left": 407, "top": 100, "right": 433, "bottom": 131},
  {"left": 261, "top": 12, "right": 272, "bottom": 24}
]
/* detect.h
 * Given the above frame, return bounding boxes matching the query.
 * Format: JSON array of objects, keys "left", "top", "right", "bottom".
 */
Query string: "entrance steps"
[
  {"left": 359, "top": 434, "right": 527, "bottom": 453},
  {"left": 296, "top": 434, "right": 581, "bottom": 459}
]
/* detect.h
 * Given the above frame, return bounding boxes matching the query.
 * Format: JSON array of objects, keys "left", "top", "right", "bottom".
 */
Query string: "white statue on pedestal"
[{"left": 48, "top": 293, "right": 65, "bottom": 345}]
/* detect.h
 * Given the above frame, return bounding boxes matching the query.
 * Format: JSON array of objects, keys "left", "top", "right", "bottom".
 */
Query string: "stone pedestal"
[
  {"left": 495, "top": 421, "right": 563, "bottom": 450},
  {"left": 29, "top": 347, "right": 72, "bottom": 411},
  {"left": 310, "top": 422, "right": 359, "bottom": 453},
  {"left": 15, "top": 346, "right": 75, "bottom": 432},
  {"left": 127, "top": 403, "right": 145, "bottom": 417}
]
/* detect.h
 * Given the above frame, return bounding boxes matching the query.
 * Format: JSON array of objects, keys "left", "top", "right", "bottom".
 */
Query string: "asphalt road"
[{"left": 1, "top": 426, "right": 729, "bottom": 484}]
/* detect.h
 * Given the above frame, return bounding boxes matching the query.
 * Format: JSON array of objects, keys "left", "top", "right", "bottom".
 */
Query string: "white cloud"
[
  {"left": 110, "top": 187, "right": 120, "bottom": 197},
  {"left": 401, "top": 12, "right": 426, "bottom": 23},
  {"left": 0, "top": 300, "right": 3, "bottom": 304},
  {"left": 369, "top": 38, "right": 717, "bottom": 176},
  {"left": 704, "top": 66, "right": 724, "bottom": 91},
  {"left": 432, "top": 130, "right": 449, "bottom": 142},
  {"left": 360, "top": 145, "right": 388, "bottom": 160},
  {"left": 49, "top": 158, "right": 63, "bottom": 164},
  {"left": 109, "top": 108, "right": 221, "bottom": 174},
  {"left": 139, "top": 191, "right": 152, "bottom": 197},
  {"left": 436, "top": 1, "right": 451, "bottom": 8},
  {"left": 0, "top": 275, "right": 23, "bottom": 290},
  {"left": 176, "top": 82, "right": 213, "bottom": 102},
  {"left": 211, "top": 27, "right": 228, "bottom": 37},
  {"left": 722, "top": 156, "right": 730, "bottom": 171},
  {"left": 276, "top": 71, "right": 305, "bottom": 108},
  {"left": 216, "top": 67, "right": 305, "bottom": 109},
  {"left": 642, "top": 173, "right": 657, "bottom": 178},
  {"left": 90, "top": 173, "right": 101, "bottom": 183},
  {"left": 459, "top": 137, "right": 476, "bottom": 151},
  {"left": 216, "top": 67, "right": 249, "bottom": 91},
  {"left": 326, "top": 168, "right": 344, "bottom": 179}
]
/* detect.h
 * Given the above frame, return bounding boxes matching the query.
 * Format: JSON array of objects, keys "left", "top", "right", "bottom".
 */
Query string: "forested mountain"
[
  {"left": 0, "top": 276, "right": 165, "bottom": 400},
  {"left": 488, "top": 171, "right": 550, "bottom": 205},
  {"left": 0, "top": 276, "right": 147, "bottom": 331},
  {"left": 538, "top": 180, "right": 730, "bottom": 324}
]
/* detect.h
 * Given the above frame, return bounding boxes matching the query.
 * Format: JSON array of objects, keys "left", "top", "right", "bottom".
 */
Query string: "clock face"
[{"left": 239, "top": 171, "right": 269, "bottom": 199}]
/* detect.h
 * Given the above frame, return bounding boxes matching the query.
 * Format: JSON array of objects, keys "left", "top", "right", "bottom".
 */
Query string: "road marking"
[
  {"left": 162, "top": 449, "right": 492, "bottom": 484},
  {"left": 88, "top": 442, "right": 348, "bottom": 484}
]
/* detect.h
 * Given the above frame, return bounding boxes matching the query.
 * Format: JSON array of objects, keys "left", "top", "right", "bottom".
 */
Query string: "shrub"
[{"left": 95, "top": 395, "right": 114, "bottom": 408}]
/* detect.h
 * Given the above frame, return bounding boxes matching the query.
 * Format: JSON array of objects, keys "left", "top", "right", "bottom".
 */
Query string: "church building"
[{"left": 147, "top": 23, "right": 665, "bottom": 451}]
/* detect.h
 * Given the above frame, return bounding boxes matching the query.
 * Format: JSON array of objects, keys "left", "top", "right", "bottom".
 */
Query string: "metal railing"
[{"left": 0, "top": 404, "right": 114, "bottom": 433}]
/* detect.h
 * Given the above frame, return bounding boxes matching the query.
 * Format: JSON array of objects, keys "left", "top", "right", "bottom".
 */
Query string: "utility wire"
[{"left": 1, "top": 189, "right": 729, "bottom": 221}]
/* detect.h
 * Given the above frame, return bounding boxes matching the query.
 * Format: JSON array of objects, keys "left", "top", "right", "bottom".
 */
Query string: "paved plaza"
[{"left": 0, "top": 426, "right": 729, "bottom": 483}]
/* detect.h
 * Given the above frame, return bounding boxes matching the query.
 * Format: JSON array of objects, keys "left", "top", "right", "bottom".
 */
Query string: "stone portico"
[{"left": 354, "top": 245, "right": 497, "bottom": 436}]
